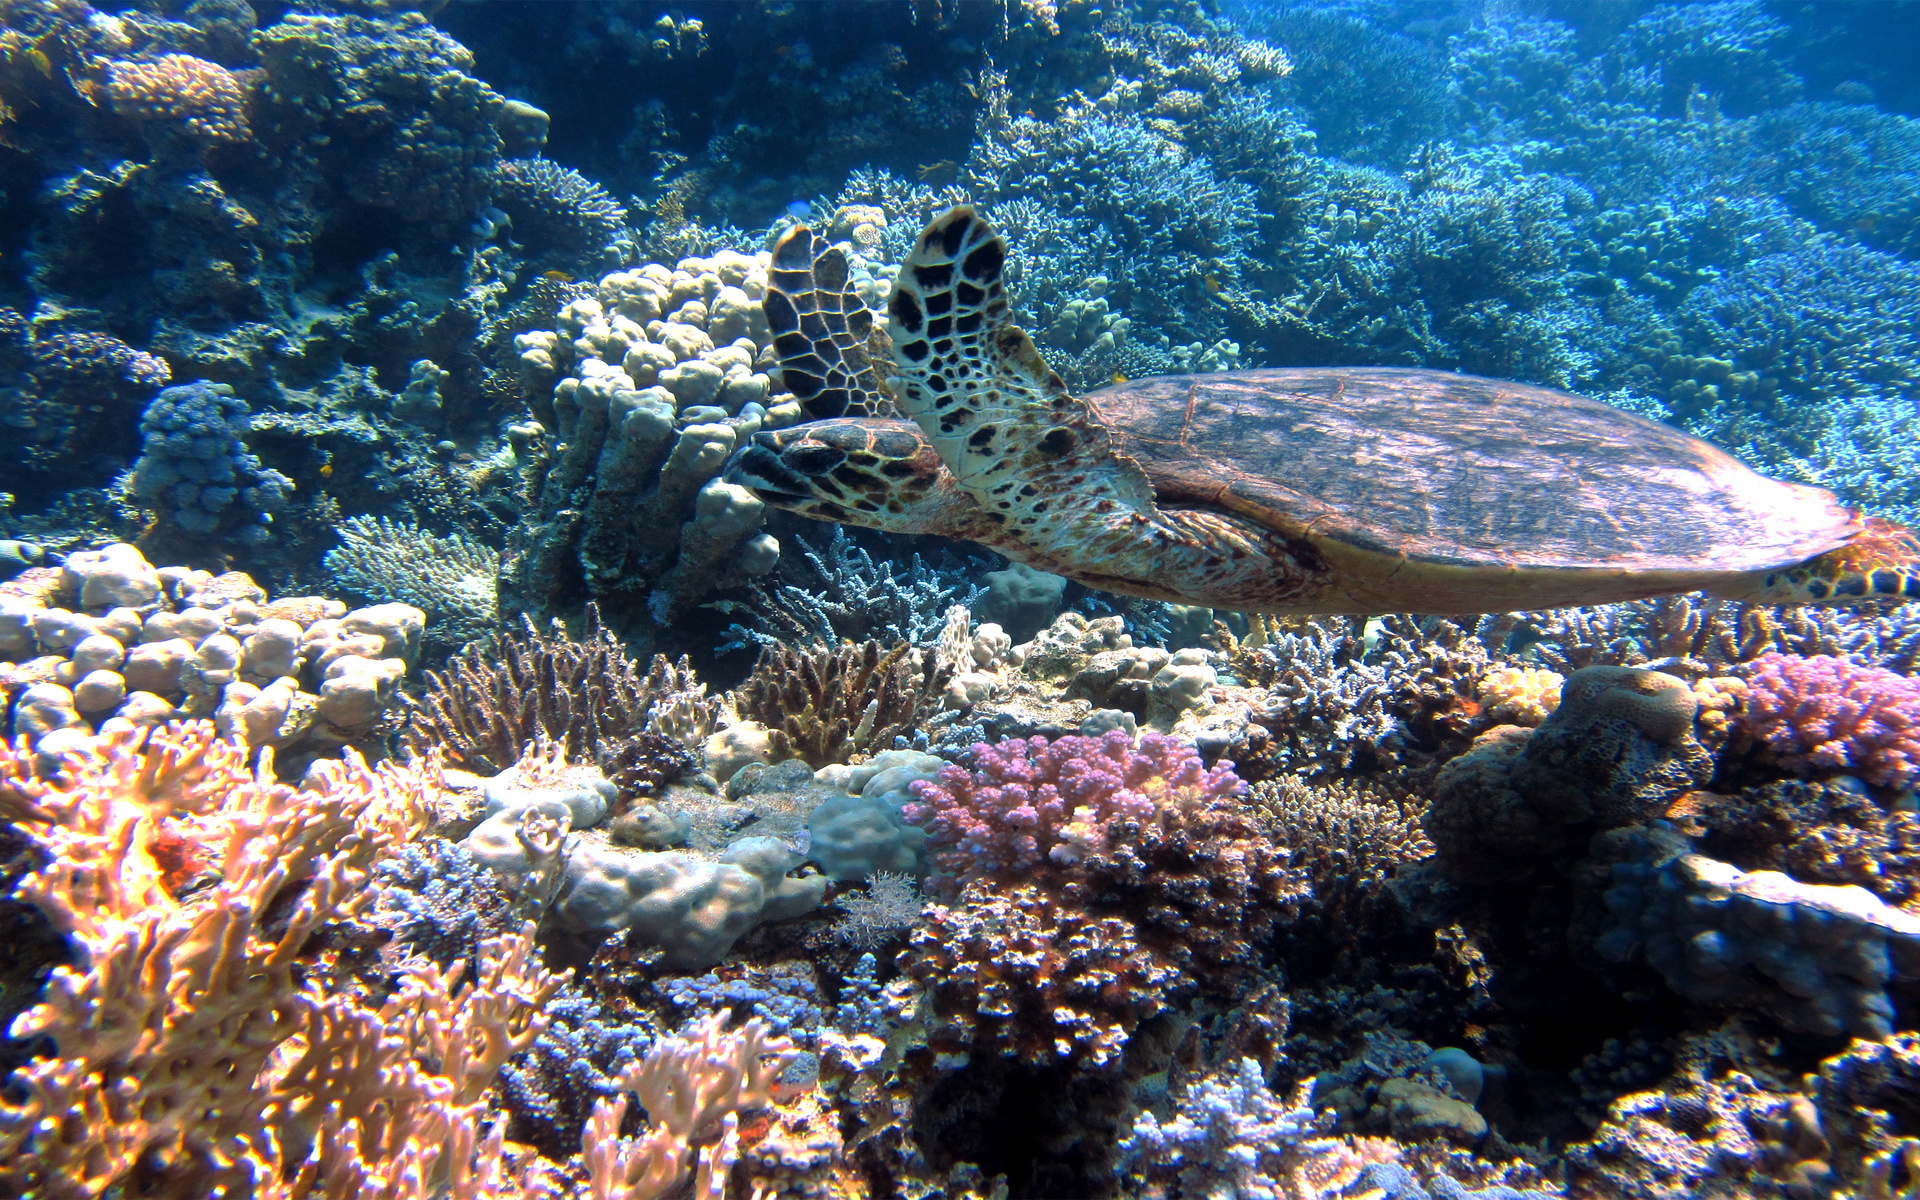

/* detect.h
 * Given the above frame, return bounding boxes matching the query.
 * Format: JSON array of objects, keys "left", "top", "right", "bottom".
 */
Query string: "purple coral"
[
  {"left": 1740, "top": 653, "right": 1920, "bottom": 789},
  {"left": 903, "top": 729, "right": 1246, "bottom": 881}
]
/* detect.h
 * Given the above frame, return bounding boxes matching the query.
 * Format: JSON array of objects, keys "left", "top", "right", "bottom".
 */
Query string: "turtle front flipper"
[
  {"left": 886, "top": 207, "right": 1165, "bottom": 551},
  {"left": 1715, "top": 515, "right": 1920, "bottom": 604},
  {"left": 766, "top": 224, "right": 899, "bottom": 419}
]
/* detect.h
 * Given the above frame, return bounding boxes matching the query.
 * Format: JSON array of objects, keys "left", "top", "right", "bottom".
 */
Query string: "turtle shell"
[{"left": 1094, "top": 367, "right": 1859, "bottom": 575}]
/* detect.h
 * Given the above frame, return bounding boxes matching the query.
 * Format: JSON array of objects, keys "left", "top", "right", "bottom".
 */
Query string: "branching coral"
[
  {"left": 407, "top": 608, "right": 714, "bottom": 776},
  {"left": 1250, "top": 776, "right": 1434, "bottom": 945},
  {"left": 0, "top": 720, "right": 556, "bottom": 1195},
  {"left": 1738, "top": 653, "right": 1920, "bottom": 789},
  {"left": 325, "top": 513, "right": 500, "bottom": 633},
  {"left": 901, "top": 732, "right": 1300, "bottom": 1069},
  {"left": 715, "top": 527, "right": 987, "bottom": 653},
  {"left": 580, "top": 1008, "right": 795, "bottom": 1200},
  {"left": 492, "top": 157, "right": 631, "bottom": 260},
  {"left": 905, "top": 729, "right": 1245, "bottom": 881},
  {"left": 732, "top": 639, "right": 950, "bottom": 768}
]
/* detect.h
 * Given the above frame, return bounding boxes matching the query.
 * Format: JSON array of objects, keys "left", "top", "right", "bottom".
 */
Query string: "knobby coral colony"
[{"left": 5, "top": 0, "right": 1920, "bottom": 1198}]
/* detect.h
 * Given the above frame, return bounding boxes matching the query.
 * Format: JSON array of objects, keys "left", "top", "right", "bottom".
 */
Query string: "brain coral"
[{"left": 106, "top": 54, "right": 252, "bottom": 144}]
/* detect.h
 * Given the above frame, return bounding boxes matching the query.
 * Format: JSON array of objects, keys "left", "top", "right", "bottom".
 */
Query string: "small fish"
[
  {"left": 541, "top": 269, "right": 573, "bottom": 283},
  {"left": 1203, "top": 273, "right": 1222, "bottom": 293},
  {"left": 916, "top": 159, "right": 957, "bottom": 185},
  {"left": 318, "top": 463, "right": 334, "bottom": 478},
  {"left": 25, "top": 47, "right": 50, "bottom": 78},
  {"left": 1111, "top": 370, "right": 1129, "bottom": 385}
]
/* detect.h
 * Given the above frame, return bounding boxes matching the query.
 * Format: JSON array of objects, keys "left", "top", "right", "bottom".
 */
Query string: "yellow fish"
[
  {"left": 542, "top": 269, "right": 573, "bottom": 283},
  {"left": 1203, "top": 273, "right": 1222, "bottom": 293},
  {"left": 1111, "top": 370, "right": 1128, "bottom": 385}
]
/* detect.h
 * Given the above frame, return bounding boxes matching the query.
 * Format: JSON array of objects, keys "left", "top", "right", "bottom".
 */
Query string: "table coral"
[{"left": 1739, "top": 651, "right": 1920, "bottom": 789}]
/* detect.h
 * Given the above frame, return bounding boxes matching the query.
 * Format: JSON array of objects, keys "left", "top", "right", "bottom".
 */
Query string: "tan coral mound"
[{"left": 106, "top": 54, "right": 252, "bottom": 144}]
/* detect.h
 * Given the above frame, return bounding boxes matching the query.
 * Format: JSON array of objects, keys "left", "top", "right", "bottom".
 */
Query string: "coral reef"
[
  {"left": 733, "top": 638, "right": 951, "bottom": 768},
  {"left": 5, "top": 3, "right": 1920, "bottom": 1197},
  {"left": 1, "top": 542, "right": 419, "bottom": 761},
  {"left": 407, "top": 607, "right": 712, "bottom": 781},
  {"left": 130, "top": 381, "right": 294, "bottom": 546},
  {"left": 1738, "top": 652, "right": 1920, "bottom": 789}
]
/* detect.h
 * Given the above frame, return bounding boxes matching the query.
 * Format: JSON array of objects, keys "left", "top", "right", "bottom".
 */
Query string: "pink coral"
[
  {"left": 903, "top": 729, "right": 1246, "bottom": 881},
  {"left": 1740, "top": 653, "right": 1920, "bottom": 789}
]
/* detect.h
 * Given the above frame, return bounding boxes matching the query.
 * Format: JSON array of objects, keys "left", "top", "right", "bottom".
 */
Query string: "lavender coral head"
[
  {"left": 1740, "top": 652, "right": 1920, "bottom": 789},
  {"left": 903, "top": 729, "right": 1246, "bottom": 882}
]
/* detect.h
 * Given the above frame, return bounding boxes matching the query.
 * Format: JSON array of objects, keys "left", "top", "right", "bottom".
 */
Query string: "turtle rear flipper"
[
  {"left": 885, "top": 206, "right": 1162, "bottom": 550},
  {"left": 765, "top": 225, "right": 899, "bottom": 420}
]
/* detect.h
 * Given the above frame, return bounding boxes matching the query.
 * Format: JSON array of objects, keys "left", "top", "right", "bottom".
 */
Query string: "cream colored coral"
[
  {"left": 0, "top": 722, "right": 436, "bottom": 1194},
  {"left": 583, "top": 1008, "right": 796, "bottom": 1200},
  {"left": 1477, "top": 665, "right": 1565, "bottom": 726}
]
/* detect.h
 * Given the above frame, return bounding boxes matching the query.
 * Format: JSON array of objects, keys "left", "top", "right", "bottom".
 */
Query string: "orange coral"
[
  {"left": 0, "top": 721, "right": 570, "bottom": 1198},
  {"left": 105, "top": 53, "right": 250, "bottom": 144}
]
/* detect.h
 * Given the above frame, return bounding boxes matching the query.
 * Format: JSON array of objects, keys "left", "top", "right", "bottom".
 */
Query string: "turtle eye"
[{"left": 784, "top": 443, "right": 846, "bottom": 476}]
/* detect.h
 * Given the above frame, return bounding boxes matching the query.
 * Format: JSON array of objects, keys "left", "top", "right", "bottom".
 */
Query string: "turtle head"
[{"left": 724, "top": 418, "right": 948, "bottom": 534}]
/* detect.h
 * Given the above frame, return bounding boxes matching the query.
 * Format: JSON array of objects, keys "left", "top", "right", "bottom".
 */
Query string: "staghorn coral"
[
  {"left": 499, "top": 982, "right": 657, "bottom": 1160},
  {"left": 0, "top": 720, "right": 570, "bottom": 1195},
  {"left": 715, "top": 526, "right": 987, "bottom": 654},
  {"left": 407, "top": 607, "right": 713, "bottom": 776},
  {"left": 733, "top": 638, "right": 950, "bottom": 768},
  {"left": 1122, "top": 1057, "right": 1401, "bottom": 1200},
  {"left": 104, "top": 53, "right": 250, "bottom": 144},
  {"left": 325, "top": 513, "right": 500, "bottom": 640},
  {"left": 828, "top": 869, "right": 923, "bottom": 948},
  {"left": 368, "top": 834, "right": 522, "bottom": 969},
  {"left": 1738, "top": 652, "right": 1920, "bottom": 789}
]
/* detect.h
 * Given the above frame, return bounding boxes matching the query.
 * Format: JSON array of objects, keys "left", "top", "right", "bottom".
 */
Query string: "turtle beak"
[{"left": 724, "top": 431, "right": 844, "bottom": 504}]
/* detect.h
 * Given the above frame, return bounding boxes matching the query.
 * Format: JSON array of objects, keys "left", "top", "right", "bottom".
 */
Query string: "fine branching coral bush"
[
  {"left": 733, "top": 638, "right": 951, "bottom": 768},
  {"left": 407, "top": 606, "right": 716, "bottom": 774}
]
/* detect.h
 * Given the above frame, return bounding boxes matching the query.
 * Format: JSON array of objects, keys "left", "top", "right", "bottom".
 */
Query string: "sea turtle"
[{"left": 724, "top": 206, "right": 1920, "bottom": 615}]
